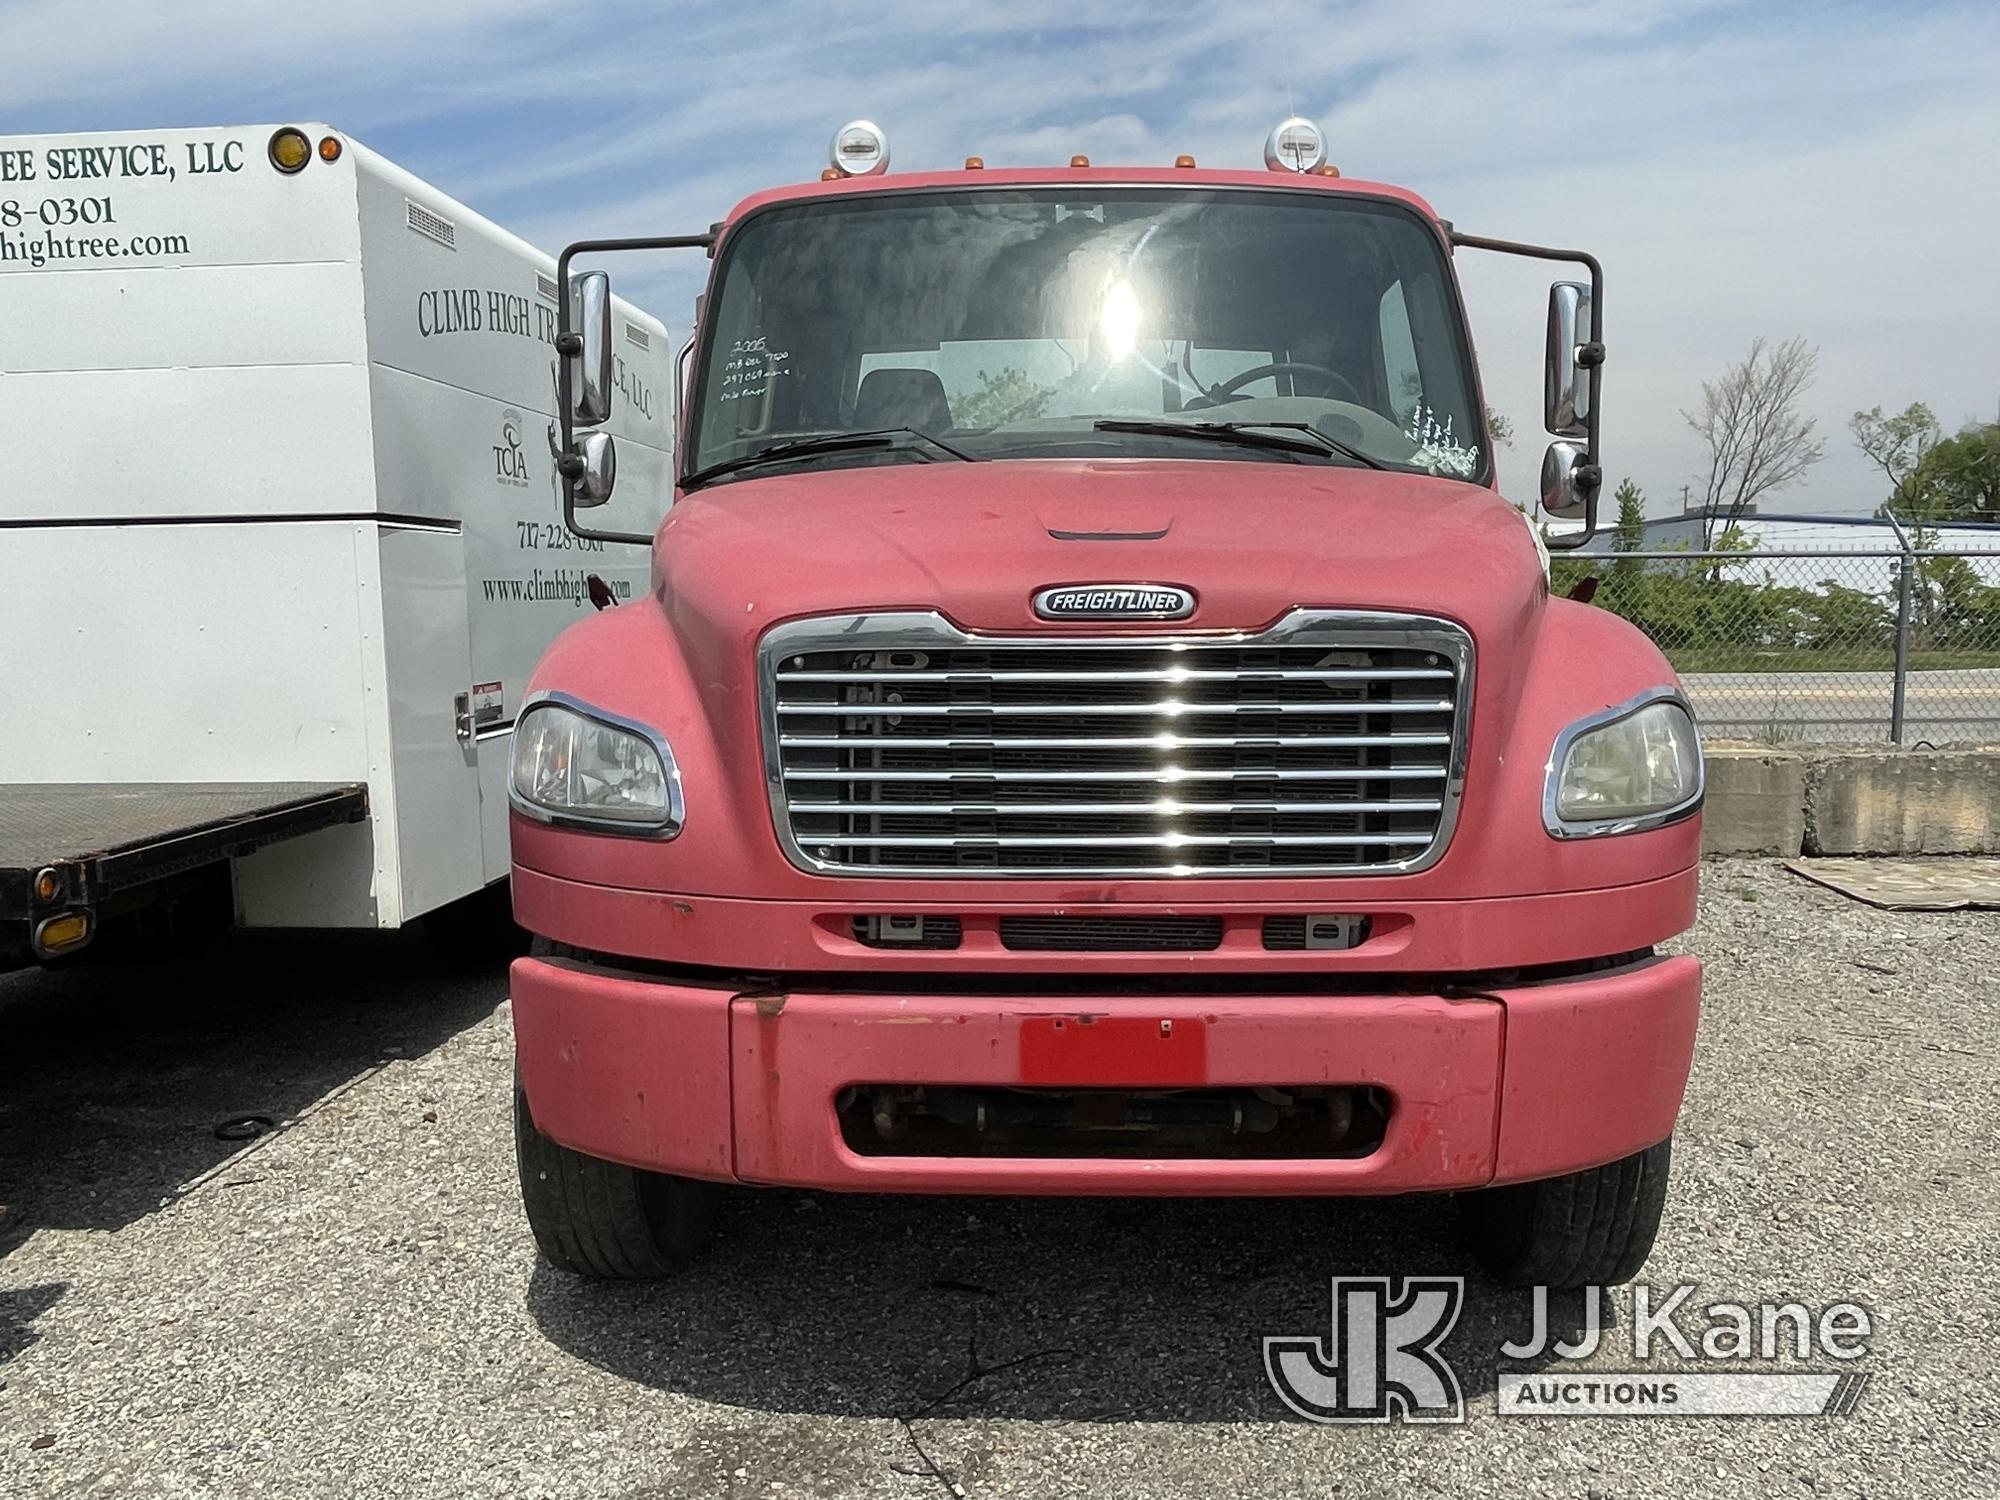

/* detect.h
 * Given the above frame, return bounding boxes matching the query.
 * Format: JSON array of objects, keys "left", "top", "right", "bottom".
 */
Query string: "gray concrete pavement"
[
  {"left": 1, "top": 863, "right": 1995, "bottom": 1498},
  {"left": 1683, "top": 669, "right": 2000, "bottom": 743}
]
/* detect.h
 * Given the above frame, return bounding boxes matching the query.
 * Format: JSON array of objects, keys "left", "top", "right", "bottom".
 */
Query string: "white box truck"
[{"left": 0, "top": 123, "right": 675, "bottom": 966}]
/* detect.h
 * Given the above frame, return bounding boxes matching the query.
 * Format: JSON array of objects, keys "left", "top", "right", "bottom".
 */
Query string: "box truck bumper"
[{"left": 510, "top": 952, "right": 1701, "bottom": 1196}]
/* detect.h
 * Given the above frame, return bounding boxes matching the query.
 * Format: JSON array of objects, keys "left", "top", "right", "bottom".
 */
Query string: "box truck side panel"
[
  {"left": 371, "top": 522, "right": 483, "bottom": 922},
  {"left": 0, "top": 125, "right": 416, "bottom": 937},
  {"left": 362, "top": 362, "right": 537, "bottom": 886},
  {"left": 1, "top": 125, "right": 684, "bottom": 940},
  {"left": 349, "top": 145, "right": 675, "bottom": 883},
  {"left": 0, "top": 125, "right": 361, "bottom": 271},
  {"left": 2, "top": 361, "right": 376, "bottom": 524},
  {"left": 0, "top": 125, "right": 373, "bottom": 526},
  {"left": 2, "top": 261, "right": 367, "bottom": 373},
  {"left": 0, "top": 519, "right": 391, "bottom": 928},
  {"left": 0, "top": 522, "right": 374, "bottom": 781}
]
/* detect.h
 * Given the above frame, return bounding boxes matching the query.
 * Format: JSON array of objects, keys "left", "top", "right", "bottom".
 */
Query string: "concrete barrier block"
[
  {"left": 1701, "top": 744, "right": 1808, "bottom": 856},
  {"left": 1806, "top": 751, "right": 2000, "bottom": 855}
]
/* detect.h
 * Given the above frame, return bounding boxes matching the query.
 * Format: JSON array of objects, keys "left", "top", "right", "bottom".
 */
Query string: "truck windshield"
[{"left": 685, "top": 186, "right": 1486, "bottom": 486}]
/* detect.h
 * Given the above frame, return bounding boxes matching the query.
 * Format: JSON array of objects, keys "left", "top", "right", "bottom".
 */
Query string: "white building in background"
[{"left": 1577, "top": 507, "right": 2000, "bottom": 590}]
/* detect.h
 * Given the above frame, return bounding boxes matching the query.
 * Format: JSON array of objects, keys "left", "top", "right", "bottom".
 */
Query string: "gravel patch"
[{"left": 1, "top": 860, "right": 1994, "bottom": 1498}]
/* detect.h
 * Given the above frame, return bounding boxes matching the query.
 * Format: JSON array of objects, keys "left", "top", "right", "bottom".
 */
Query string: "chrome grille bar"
[
  {"left": 760, "top": 609, "right": 1473, "bottom": 878},
  {"left": 779, "top": 733, "right": 1453, "bottom": 749},
  {"left": 779, "top": 765, "right": 1450, "bottom": 782},
  {"left": 777, "top": 698, "right": 1456, "bottom": 717},
  {"left": 778, "top": 666, "right": 1456, "bottom": 684},
  {"left": 803, "top": 832, "right": 1437, "bottom": 849},
  {"left": 788, "top": 799, "right": 1444, "bottom": 816}
]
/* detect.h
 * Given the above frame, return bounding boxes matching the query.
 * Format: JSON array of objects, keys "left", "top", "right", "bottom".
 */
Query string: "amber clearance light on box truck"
[{"left": 267, "top": 127, "right": 312, "bottom": 174}]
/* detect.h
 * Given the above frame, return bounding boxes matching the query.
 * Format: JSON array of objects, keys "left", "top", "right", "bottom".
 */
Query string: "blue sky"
[{"left": 4, "top": 0, "right": 1997, "bottom": 514}]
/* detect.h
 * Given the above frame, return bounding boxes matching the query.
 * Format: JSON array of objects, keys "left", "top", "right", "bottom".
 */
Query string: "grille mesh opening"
[
  {"left": 769, "top": 621, "right": 1466, "bottom": 877},
  {"left": 998, "top": 916, "right": 1224, "bottom": 952}
]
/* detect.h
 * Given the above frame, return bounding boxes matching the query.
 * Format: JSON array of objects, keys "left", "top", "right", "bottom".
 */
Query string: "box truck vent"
[
  {"left": 767, "top": 613, "right": 1469, "bottom": 878},
  {"left": 625, "top": 323, "right": 651, "bottom": 350},
  {"left": 536, "top": 272, "right": 558, "bottom": 302},
  {"left": 405, "top": 200, "right": 456, "bottom": 249}
]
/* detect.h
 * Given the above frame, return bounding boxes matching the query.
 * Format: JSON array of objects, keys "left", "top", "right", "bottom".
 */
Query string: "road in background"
[
  {"left": 1684, "top": 669, "right": 2000, "bottom": 742},
  {"left": 2, "top": 863, "right": 1994, "bottom": 1497}
]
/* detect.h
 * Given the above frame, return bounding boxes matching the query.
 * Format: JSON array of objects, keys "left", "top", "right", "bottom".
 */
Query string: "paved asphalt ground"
[
  {"left": 1681, "top": 669, "right": 2000, "bottom": 744},
  {"left": 1, "top": 858, "right": 1993, "bottom": 1498}
]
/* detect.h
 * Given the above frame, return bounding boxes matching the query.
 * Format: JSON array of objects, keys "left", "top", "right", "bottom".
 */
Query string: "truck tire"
[
  {"left": 1459, "top": 1138, "right": 1672, "bottom": 1288},
  {"left": 513, "top": 1075, "right": 716, "bottom": 1278}
]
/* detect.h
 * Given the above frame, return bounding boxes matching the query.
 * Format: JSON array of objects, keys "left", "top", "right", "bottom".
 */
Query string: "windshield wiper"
[
  {"left": 681, "top": 427, "right": 979, "bottom": 489},
  {"left": 1092, "top": 418, "right": 1385, "bottom": 471}
]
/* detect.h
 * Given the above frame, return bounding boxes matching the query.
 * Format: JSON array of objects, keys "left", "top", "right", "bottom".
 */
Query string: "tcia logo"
[
  {"left": 1033, "top": 584, "right": 1196, "bottom": 620},
  {"left": 494, "top": 409, "right": 529, "bottom": 487}
]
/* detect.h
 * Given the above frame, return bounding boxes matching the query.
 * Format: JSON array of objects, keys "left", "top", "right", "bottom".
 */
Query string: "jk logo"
[{"left": 1264, "top": 1277, "right": 1466, "bottom": 1424}]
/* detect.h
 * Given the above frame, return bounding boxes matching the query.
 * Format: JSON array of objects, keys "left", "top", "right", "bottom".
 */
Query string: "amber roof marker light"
[
  {"left": 268, "top": 127, "right": 312, "bottom": 174},
  {"left": 318, "top": 134, "right": 343, "bottom": 163}
]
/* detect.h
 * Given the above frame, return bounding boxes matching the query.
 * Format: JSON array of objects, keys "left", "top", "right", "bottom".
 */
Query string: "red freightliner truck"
[{"left": 506, "top": 119, "right": 1705, "bottom": 1287}]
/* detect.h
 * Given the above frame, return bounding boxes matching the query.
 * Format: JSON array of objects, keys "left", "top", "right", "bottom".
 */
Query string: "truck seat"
[{"left": 853, "top": 367, "right": 954, "bottom": 433}]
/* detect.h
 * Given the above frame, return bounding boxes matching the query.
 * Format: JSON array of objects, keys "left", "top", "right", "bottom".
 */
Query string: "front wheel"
[
  {"left": 1459, "top": 1138, "right": 1673, "bottom": 1288},
  {"left": 513, "top": 1074, "right": 717, "bottom": 1277}
]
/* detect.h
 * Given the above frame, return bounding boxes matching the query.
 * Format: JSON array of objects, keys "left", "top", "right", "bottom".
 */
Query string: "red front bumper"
[{"left": 511, "top": 952, "right": 1701, "bottom": 1196}]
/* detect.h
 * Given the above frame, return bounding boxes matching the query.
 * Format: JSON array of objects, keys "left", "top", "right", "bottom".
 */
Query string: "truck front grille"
[
  {"left": 761, "top": 610, "right": 1471, "bottom": 878},
  {"left": 999, "top": 916, "right": 1224, "bottom": 951}
]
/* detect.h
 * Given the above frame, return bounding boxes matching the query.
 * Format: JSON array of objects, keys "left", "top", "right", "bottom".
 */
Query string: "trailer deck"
[{"left": 0, "top": 783, "right": 368, "bottom": 955}]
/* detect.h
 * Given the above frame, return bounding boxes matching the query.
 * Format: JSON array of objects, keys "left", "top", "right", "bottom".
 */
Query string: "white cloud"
[{"left": 4, "top": 0, "right": 1995, "bottom": 516}]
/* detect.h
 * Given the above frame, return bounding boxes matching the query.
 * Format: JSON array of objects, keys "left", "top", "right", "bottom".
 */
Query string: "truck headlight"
[
  {"left": 510, "top": 693, "right": 683, "bottom": 837},
  {"left": 1545, "top": 691, "right": 1703, "bottom": 837}
]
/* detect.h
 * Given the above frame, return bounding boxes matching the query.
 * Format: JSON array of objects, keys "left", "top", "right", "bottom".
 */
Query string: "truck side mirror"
[
  {"left": 575, "top": 431, "right": 617, "bottom": 507},
  {"left": 569, "top": 270, "right": 614, "bottom": 427},
  {"left": 1540, "top": 439, "right": 1588, "bottom": 520},
  {"left": 675, "top": 333, "right": 695, "bottom": 437},
  {"left": 553, "top": 229, "right": 712, "bottom": 547},
  {"left": 1544, "top": 282, "right": 1592, "bottom": 438}
]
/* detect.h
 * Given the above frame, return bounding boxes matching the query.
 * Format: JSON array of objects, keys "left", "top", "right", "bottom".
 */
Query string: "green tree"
[
  {"left": 1850, "top": 402, "right": 1942, "bottom": 516},
  {"left": 1905, "top": 422, "right": 2000, "bottom": 522},
  {"left": 1485, "top": 408, "right": 1514, "bottom": 449},
  {"left": 1794, "top": 581, "right": 1894, "bottom": 653},
  {"left": 1909, "top": 551, "right": 2000, "bottom": 650},
  {"left": 950, "top": 367, "right": 1054, "bottom": 428},
  {"left": 1610, "top": 479, "right": 1646, "bottom": 547},
  {"left": 1606, "top": 477, "right": 1648, "bottom": 589}
]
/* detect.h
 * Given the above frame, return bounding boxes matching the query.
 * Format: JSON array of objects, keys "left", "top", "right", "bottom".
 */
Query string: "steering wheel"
[{"left": 1198, "top": 360, "right": 1363, "bottom": 407}]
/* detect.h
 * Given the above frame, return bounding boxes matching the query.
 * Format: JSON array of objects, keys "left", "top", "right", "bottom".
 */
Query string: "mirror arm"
[
  {"left": 556, "top": 232, "right": 717, "bottom": 547},
  {"left": 1446, "top": 227, "right": 1604, "bottom": 550}
]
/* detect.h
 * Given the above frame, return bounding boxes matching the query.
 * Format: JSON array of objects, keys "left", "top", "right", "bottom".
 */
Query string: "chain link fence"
[{"left": 1552, "top": 539, "right": 2000, "bottom": 744}]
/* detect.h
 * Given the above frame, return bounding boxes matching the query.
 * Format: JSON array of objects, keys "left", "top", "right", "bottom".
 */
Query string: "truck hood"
[{"left": 653, "top": 458, "right": 1545, "bottom": 661}]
